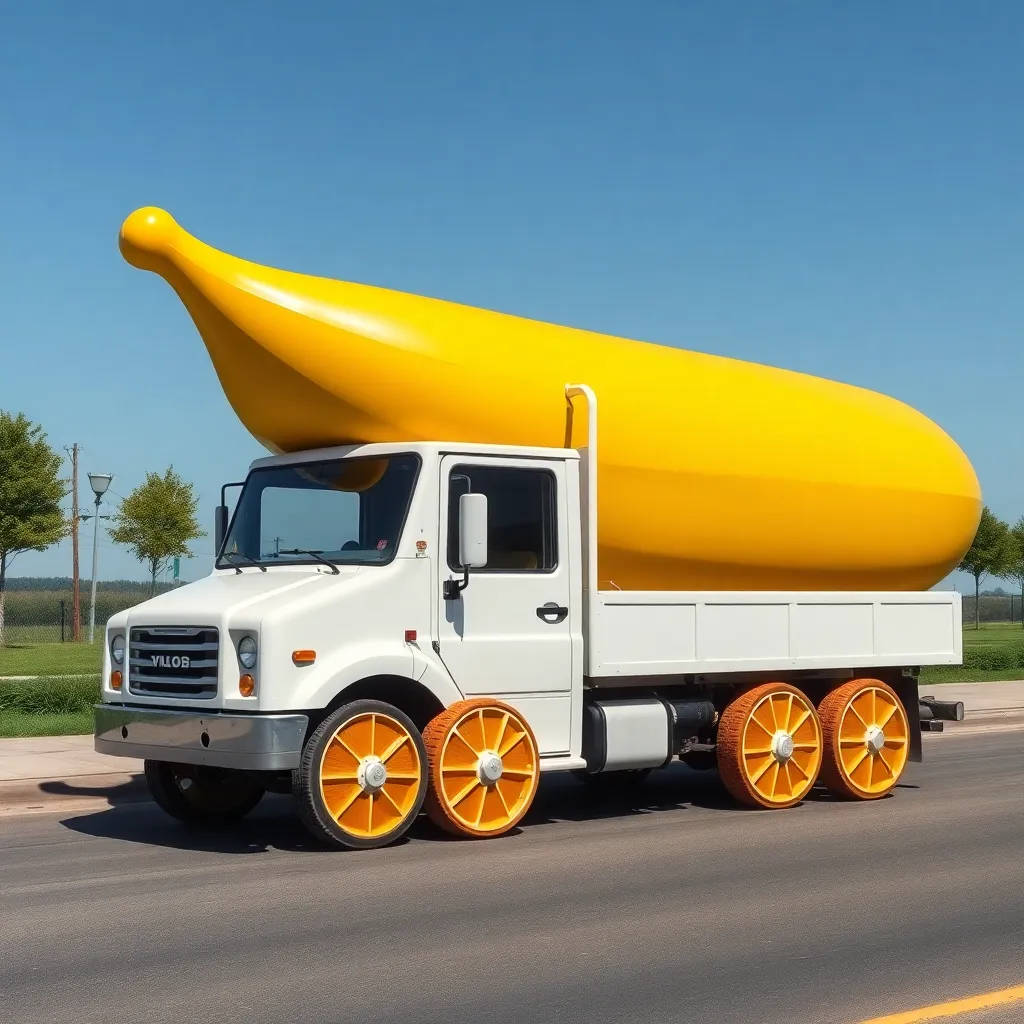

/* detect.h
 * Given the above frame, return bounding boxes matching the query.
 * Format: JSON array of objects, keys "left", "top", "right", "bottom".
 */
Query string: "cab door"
[{"left": 436, "top": 456, "right": 573, "bottom": 754}]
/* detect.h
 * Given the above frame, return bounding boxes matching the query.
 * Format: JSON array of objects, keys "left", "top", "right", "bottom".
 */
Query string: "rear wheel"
[
  {"left": 293, "top": 699, "right": 428, "bottom": 850},
  {"left": 424, "top": 699, "right": 540, "bottom": 838},
  {"left": 818, "top": 679, "right": 910, "bottom": 800},
  {"left": 144, "top": 760, "right": 265, "bottom": 825},
  {"left": 716, "top": 683, "right": 823, "bottom": 809}
]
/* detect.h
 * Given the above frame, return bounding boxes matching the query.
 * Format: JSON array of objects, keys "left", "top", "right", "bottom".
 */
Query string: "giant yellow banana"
[{"left": 119, "top": 206, "right": 981, "bottom": 592}]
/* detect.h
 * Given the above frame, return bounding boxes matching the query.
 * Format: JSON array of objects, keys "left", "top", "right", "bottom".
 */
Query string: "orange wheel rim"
[
  {"left": 437, "top": 705, "right": 539, "bottom": 833},
  {"left": 836, "top": 686, "right": 909, "bottom": 796},
  {"left": 741, "top": 689, "right": 822, "bottom": 806},
  {"left": 318, "top": 712, "right": 422, "bottom": 839}
]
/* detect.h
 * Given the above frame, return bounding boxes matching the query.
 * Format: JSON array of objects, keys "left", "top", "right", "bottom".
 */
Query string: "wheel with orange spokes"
[
  {"left": 424, "top": 699, "right": 540, "bottom": 838},
  {"left": 294, "top": 699, "right": 428, "bottom": 850},
  {"left": 818, "top": 679, "right": 910, "bottom": 800},
  {"left": 717, "top": 683, "right": 823, "bottom": 809}
]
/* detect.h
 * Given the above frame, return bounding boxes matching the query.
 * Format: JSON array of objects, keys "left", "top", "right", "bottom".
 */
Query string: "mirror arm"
[{"left": 443, "top": 566, "right": 471, "bottom": 601}]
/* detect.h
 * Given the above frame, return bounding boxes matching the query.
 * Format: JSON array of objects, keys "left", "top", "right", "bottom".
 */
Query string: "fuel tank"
[{"left": 119, "top": 206, "right": 981, "bottom": 591}]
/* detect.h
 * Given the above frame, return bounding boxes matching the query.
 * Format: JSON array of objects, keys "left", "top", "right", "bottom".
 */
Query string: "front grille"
[{"left": 128, "top": 627, "right": 219, "bottom": 699}]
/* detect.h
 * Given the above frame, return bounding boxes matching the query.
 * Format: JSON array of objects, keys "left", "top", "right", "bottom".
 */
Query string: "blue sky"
[{"left": 1, "top": 2, "right": 1021, "bottom": 591}]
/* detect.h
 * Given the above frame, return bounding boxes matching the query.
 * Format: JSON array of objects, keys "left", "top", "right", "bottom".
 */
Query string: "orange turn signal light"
[
  {"left": 239, "top": 674, "right": 255, "bottom": 697},
  {"left": 292, "top": 649, "right": 316, "bottom": 666},
  {"left": 110, "top": 670, "right": 123, "bottom": 691}
]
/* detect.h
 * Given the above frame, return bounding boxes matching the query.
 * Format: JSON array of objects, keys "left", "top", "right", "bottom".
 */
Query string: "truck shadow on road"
[{"left": 55, "top": 763, "right": 914, "bottom": 855}]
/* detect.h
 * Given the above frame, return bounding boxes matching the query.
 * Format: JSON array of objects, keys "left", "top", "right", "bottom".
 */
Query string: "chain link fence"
[
  {"left": 0, "top": 584, "right": 182, "bottom": 647},
  {"left": 962, "top": 594, "right": 1023, "bottom": 626}
]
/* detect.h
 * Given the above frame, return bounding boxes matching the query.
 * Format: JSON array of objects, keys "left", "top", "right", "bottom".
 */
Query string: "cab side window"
[{"left": 447, "top": 465, "right": 557, "bottom": 572}]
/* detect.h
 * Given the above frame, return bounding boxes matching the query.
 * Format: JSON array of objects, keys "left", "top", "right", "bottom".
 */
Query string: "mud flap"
[{"left": 892, "top": 675, "right": 923, "bottom": 763}]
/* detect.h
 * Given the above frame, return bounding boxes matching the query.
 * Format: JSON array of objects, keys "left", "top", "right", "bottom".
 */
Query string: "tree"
[
  {"left": 0, "top": 413, "right": 67, "bottom": 645},
  {"left": 1001, "top": 517, "right": 1024, "bottom": 628},
  {"left": 958, "top": 505, "right": 1011, "bottom": 629},
  {"left": 108, "top": 467, "right": 204, "bottom": 594}
]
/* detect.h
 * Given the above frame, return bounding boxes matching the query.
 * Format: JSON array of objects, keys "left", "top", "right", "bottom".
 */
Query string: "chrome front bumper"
[{"left": 94, "top": 704, "right": 308, "bottom": 771}]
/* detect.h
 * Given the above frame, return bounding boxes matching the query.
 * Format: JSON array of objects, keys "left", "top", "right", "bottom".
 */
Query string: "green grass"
[
  {"left": 919, "top": 622, "right": 1024, "bottom": 683},
  {"left": 0, "top": 675, "right": 100, "bottom": 737},
  {"left": 961, "top": 622, "right": 1024, "bottom": 646},
  {"left": 0, "top": 642, "right": 104, "bottom": 678},
  {"left": 0, "top": 710, "right": 93, "bottom": 738},
  {"left": 919, "top": 666, "right": 1022, "bottom": 683}
]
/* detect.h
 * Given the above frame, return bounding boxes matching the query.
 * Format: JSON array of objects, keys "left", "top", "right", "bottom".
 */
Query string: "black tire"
[
  {"left": 293, "top": 699, "right": 429, "bottom": 850},
  {"left": 144, "top": 760, "right": 265, "bottom": 825},
  {"left": 571, "top": 767, "right": 654, "bottom": 789}
]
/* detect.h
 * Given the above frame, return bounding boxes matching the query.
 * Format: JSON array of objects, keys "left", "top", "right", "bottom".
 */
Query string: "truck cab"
[{"left": 96, "top": 440, "right": 593, "bottom": 844}]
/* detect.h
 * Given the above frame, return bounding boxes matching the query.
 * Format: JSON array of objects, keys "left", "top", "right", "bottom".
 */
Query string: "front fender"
[
  {"left": 286, "top": 642, "right": 414, "bottom": 710},
  {"left": 283, "top": 642, "right": 464, "bottom": 711}
]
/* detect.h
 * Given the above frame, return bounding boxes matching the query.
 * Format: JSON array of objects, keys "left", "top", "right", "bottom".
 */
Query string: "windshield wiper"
[
  {"left": 277, "top": 549, "right": 341, "bottom": 575},
  {"left": 220, "top": 552, "right": 267, "bottom": 574}
]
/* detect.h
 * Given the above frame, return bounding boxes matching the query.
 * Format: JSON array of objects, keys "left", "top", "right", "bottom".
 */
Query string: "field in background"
[
  {"left": 0, "top": 643, "right": 102, "bottom": 677},
  {"left": 0, "top": 581, "right": 182, "bottom": 647}
]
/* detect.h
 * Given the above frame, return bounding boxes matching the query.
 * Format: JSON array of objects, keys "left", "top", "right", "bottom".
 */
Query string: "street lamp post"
[{"left": 87, "top": 472, "right": 113, "bottom": 644}]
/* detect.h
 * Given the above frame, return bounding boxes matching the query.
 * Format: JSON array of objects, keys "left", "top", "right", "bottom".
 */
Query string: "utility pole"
[{"left": 66, "top": 444, "right": 82, "bottom": 642}]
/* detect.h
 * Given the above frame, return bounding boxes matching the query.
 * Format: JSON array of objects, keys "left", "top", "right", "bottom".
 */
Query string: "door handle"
[{"left": 537, "top": 603, "right": 568, "bottom": 624}]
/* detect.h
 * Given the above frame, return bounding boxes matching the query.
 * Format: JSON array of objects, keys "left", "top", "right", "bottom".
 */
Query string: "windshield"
[{"left": 218, "top": 454, "right": 421, "bottom": 569}]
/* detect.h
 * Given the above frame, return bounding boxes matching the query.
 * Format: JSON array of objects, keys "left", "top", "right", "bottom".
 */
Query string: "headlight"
[
  {"left": 238, "top": 636, "right": 258, "bottom": 670},
  {"left": 111, "top": 634, "right": 125, "bottom": 665}
]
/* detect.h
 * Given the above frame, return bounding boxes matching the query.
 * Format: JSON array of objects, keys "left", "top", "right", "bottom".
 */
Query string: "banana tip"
[{"left": 119, "top": 206, "right": 180, "bottom": 271}]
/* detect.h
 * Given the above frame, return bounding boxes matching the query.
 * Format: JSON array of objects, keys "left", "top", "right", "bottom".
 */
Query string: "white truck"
[{"left": 95, "top": 386, "right": 965, "bottom": 849}]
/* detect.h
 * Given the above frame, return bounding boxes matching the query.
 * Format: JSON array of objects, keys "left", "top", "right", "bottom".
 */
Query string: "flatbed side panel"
[{"left": 588, "top": 590, "right": 961, "bottom": 677}]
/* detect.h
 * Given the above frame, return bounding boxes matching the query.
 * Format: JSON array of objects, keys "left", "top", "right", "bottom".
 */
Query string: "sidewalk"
[
  {"left": 0, "top": 735, "right": 145, "bottom": 815},
  {"left": 919, "top": 680, "right": 1024, "bottom": 718},
  {"left": 1, "top": 681, "right": 1022, "bottom": 815}
]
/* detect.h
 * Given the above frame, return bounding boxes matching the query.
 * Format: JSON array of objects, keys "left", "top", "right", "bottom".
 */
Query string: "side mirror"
[
  {"left": 445, "top": 493, "right": 488, "bottom": 600},
  {"left": 459, "top": 493, "right": 488, "bottom": 569},
  {"left": 214, "top": 505, "right": 229, "bottom": 554},
  {"left": 215, "top": 481, "right": 246, "bottom": 558}
]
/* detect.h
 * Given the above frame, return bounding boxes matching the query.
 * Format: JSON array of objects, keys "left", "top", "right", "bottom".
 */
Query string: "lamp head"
[{"left": 88, "top": 472, "right": 113, "bottom": 498}]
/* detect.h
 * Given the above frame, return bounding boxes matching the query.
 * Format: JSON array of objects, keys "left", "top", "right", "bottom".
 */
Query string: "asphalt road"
[{"left": 2, "top": 729, "right": 1022, "bottom": 1024}]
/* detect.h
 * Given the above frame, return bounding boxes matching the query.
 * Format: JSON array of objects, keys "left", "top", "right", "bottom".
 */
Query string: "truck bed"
[{"left": 587, "top": 589, "right": 961, "bottom": 678}]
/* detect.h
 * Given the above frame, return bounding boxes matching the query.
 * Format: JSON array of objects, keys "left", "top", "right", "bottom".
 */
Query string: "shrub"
[
  {"left": 0, "top": 676, "right": 101, "bottom": 715},
  {"left": 962, "top": 643, "right": 1024, "bottom": 671}
]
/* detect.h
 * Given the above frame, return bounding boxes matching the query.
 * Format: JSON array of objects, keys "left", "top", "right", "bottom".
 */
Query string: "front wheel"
[
  {"left": 293, "top": 700, "right": 428, "bottom": 850},
  {"left": 144, "top": 760, "right": 265, "bottom": 825}
]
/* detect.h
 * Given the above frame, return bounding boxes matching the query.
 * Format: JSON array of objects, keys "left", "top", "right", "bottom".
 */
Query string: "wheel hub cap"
[
  {"left": 477, "top": 750, "right": 504, "bottom": 784},
  {"left": 771, "top": 731, "right": 795, "bottom": 763},
  {"left": 359, "top": 756, "right": 388, "bottom": 792},
  {"left": 865, "top": 725, "right": 886, "bottom": 754}
]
